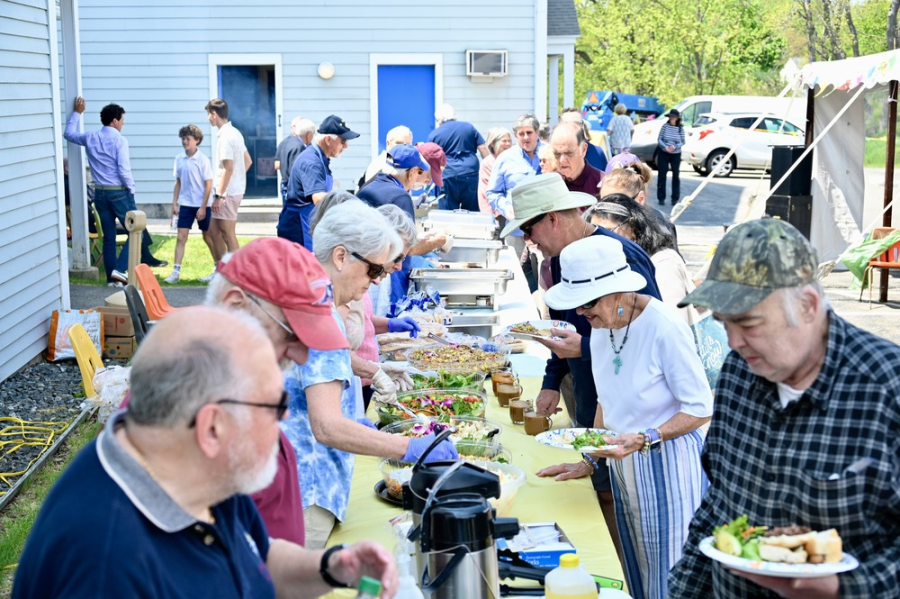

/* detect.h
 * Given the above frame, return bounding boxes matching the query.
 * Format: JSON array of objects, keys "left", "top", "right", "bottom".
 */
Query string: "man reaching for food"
[{"left": 668, "top": 218, "right": 900, "bottom": 598}]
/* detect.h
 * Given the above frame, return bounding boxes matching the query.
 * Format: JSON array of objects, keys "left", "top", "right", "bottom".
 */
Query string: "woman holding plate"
[{"left": 536, "top": 234, "right": 712, "bottom": 599}]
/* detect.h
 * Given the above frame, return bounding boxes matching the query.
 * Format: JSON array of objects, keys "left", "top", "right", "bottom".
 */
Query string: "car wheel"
[{"left": 706, "top": 150, "right": 735, "bottom": 178}]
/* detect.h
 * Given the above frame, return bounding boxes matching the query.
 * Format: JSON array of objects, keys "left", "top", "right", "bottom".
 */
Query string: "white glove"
[
  {"left": 371, "top": 368, "right": 398, "bottom": 402},
  {"left": 382, "top": 363, "right": 415, "bottom": 392},
  {"left": 440, "top": 234, "right": 455, "bottom": 253}
]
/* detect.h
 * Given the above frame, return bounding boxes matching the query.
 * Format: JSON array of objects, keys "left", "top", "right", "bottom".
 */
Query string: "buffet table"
[{"left": 324, "top": 248, "right": 625, "bottom": 596}]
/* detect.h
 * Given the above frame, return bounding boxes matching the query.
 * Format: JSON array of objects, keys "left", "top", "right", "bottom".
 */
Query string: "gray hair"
[
  {"left": 310, "top": 190, "right": 358, "bottom": 235},
  {"left": 313, "top": 199, "right": 402, "bottom": 265},
  {"left": 381, "top": 163, "right": 411, "bottom": 179},
  {"left": 513, "top": 114, "right": 540, "bottom": 134},
  {"left": 551, "top": 121, "right": 586, "bottom": 145},
  {"left": 295, "top": 118, "right": 316, "bottom": 136},
  {"left": 435, "top": 104, "right": 456, "bottom": 125},
  {"left": 386, "top": 125, "right": 412, "bottom": 146},
  {"left": 127, "top": 312, "right": 261, "bottom": 427},
  {"left": 314, "top": 132, "right": 342, "bottom": 144},
  {"left": 779, "top": 284, "right": 827, "bottom": 327},
  {"left": 377, "top": 204, "right": 417, "bottom": 247},
  {"left": 614, "top": 103, "right": 627, "bottom": 115}
]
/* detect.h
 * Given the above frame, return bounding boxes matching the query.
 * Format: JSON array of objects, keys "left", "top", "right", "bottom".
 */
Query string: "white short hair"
[
  {"left": 386, "top": 125, "right": 412, "bottom": 146},
  {"left": 312, "top": 199, "right": 402, "bottom": 266},
  {"left": 377, "top": 204, "right": 417, "bottom": 247},
  {"left": 435, "top": 104, "right": 456, "bottom": 125},
  {"left": 314, "top": 132, "right": 342, "bottom": 144},
  {"left": 296, "top": 118, "right": 315, "bottom": 136}
]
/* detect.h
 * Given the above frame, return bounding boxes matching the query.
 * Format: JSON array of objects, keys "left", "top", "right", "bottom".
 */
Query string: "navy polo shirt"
[
  {"left": 542, "top": 227, "right": 661, "bottom": 428},
  {"left": 274, "top": 135, "right": 307, "bottom": 181},
  {"left": 356, "top": 172, "right": 416, "bottom": 222},
  {"left": 287, "top": 144, "right": 330, "bottom": 207},
  {"left": 427, "top": 120, "right": 485, "bottom": 178},
  {"left": 12, "top": 411, "right": 275, "bottom": 599}
]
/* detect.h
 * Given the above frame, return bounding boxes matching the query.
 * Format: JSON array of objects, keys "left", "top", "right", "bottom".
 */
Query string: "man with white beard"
[{"left": 12, "top": 307, "right": 398, "bottom": 598}]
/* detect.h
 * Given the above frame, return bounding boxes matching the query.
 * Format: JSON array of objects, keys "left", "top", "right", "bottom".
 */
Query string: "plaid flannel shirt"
[{"left": 668, "top": 311, "right": 900, "bottom": 598}]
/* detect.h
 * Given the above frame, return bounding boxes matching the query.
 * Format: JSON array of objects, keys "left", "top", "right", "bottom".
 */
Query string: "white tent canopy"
[{"left": 799, "top": 50, "right": 900, "bottom": 264}]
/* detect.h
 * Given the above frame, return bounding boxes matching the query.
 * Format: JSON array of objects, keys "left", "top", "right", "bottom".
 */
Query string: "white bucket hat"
[{"left": 544, "top": 235, "right": 647, "bottom": 311}]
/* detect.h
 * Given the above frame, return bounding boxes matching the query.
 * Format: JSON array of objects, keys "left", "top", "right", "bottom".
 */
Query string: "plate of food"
[
  {"left": 409, "top": 370, "right": 486, "bottom": 391},
  {"left": 505, "top": 320, "right": 575, "bottom": 341},
  {"left": 534, "top": 428, "right": 617, "bottom": 451},
  {"left": 699, "top": 515, "right": 858, "bottom": 578},
  {"left": 375, "top": 388, "right": 486, "bottom": 426}
]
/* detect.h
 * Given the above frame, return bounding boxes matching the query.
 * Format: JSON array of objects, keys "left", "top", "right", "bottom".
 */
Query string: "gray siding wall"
[
  {"left": 68, "top": 0, "right": 537, "bottom": 203},
  {"left": 1, "top": 0, "right": 65, "bottom": 381}
]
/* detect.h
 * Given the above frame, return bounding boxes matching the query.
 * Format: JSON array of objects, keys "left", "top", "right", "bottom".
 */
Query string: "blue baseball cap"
[
  {"left": 386, "top": 144, "right": 430, "bottom": 172},
  {"left": 318, "top": 115, "right": 360, "bottom": 139}
]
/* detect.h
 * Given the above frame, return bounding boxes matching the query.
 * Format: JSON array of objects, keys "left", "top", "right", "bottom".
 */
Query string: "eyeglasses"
[
  {"left": 520, "top": 213, "right": 547, "bottom": 237},
  {"left": 246, "top": 292, "right": 297, "bottom": 340},
  {"left": 579, "top": 297, "right": 601, "bottom": 310},
  {"left": 188, "top": 391, "right": 290, "bottom": 427},
  {"left": 351, "top": 251, "right": 386, "bottom": 279},
  {"left": 392, "top": 253, "right": 406, "bottom": 264}
]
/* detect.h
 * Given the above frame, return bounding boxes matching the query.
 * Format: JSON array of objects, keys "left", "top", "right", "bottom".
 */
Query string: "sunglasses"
[
  {"left": 520, "top": 213, "right": 547, "bottom": 237},
  {"left": 580, "top": 298, "right": 601, "bottom": 310},
  {"left": 188, "top": 391, "right": 290, "bottom": 428},
  {"left": 392, "top": 253, "right": 406, "bottom": 264},
  {"left": 351, "top": 251, "right": 386, "bottom": 279}
]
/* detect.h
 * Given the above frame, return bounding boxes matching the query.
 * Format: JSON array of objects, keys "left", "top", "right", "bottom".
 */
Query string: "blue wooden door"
[{"left": 377, "top": 65, "right": 435, "bottom": 152}]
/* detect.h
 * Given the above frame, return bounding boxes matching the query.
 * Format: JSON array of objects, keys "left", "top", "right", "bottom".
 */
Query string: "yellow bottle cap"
[{"left": 559, "top": 553, "right": 579, "bottom": 568}]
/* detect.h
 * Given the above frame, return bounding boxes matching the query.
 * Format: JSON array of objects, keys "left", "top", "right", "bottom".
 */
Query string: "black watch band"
[{"left": 319, "top": 544, "right": 351, "bottom": 588}]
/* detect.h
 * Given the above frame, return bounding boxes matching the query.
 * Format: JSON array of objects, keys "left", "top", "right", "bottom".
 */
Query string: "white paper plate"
[
  {"left": 534, "top": 428, "right": 616, "bottom": 451},
  {"left": 698, "top": 536, "right": 859, "bottom": 579},
  {"left": 505, "top": 319, "right": 576, "bottom": 341}
]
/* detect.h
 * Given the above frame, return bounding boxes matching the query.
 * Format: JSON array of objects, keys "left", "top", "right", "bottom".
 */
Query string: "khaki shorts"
[
  {"left": 303, "top": 505, "right": 337, "bottom": 549},
  {"left": 212, "top": 194, "right": 243, "bottom": 221}
]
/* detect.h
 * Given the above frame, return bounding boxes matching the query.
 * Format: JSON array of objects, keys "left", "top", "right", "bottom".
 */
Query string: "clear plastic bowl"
[
  {"left": 378, "top": 457, "right": 414, "bottom": 500},
  {"left": 380, "top": 415, "right": 503, "bottom": 449},
  {"left": 409, "top": 370, "right": 487, "bottom": 392},
  {"left": 375, "top": 388, "right": 486, "bottom": 426},
  {"left": 477, "top": 461, "right": 526, "bottom": 516}
]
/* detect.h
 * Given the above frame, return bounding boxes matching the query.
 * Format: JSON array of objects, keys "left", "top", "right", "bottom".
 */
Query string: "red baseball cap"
[
  {"left": 416, "top": 142, "right": 446, "bottom": 187},
  {"left": 217, "top": 238, "right": 349, "bottom": 351}
]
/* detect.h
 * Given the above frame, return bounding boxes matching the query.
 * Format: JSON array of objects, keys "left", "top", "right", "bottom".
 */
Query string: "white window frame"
[{"left": 368, "top": 54, "right": 443, "bottom": 157}]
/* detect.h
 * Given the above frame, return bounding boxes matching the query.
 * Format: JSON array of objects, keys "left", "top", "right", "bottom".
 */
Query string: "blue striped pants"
[{"left": 609, "top": 429, "right": 708, "bottom": 599}]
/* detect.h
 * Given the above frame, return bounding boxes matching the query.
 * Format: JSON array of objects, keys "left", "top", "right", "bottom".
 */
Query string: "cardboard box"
[
  {"left": 98, "top": 305, "right": 135, "bottom": 337},
  {"left": 104, "top": 336, "right": 136, "bottom": 359}
]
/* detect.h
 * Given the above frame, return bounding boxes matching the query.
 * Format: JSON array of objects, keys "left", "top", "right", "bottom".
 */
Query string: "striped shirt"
[
  {"left": 657, "top": 122, "right": 685, "bottom": 153},
  {"left": 668, "top": 311, "right": 900, "bottom": 598}
]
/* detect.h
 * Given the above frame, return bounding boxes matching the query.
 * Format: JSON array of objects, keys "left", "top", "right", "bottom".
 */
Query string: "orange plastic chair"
[
  {"left": 134, "top": 263, "right": 179, "bottom": 320},
  {"left": 67, "top": 323, "right": 104, "bottom": 397},
  {"left": 861, "top": 228, "right": 900, "bottom": 306}
]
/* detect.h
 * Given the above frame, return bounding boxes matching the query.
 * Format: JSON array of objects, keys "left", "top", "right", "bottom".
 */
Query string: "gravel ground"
[{"left": 0, "top": 360, "right": 114, "bottom": 495}]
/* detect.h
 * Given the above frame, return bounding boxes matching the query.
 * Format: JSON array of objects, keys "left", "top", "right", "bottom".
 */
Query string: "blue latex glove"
[
  {"left": 403, "top": 433, "right": 459, "bottom": 463},
  {"left": 357, "top": 417, "right": 377, "bottom": 430},
  {"left": 387, "top": 316, "right": 422, "bottom": 338}
]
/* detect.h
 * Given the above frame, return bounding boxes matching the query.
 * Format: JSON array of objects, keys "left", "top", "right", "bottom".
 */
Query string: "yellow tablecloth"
[{"left": 324, "top": 376, "right": 624, "bottom": 596}]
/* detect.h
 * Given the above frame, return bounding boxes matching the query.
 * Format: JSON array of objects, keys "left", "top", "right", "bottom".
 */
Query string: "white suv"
[{"left": 682, "top": 112, "right": 805, "bottom": 177}]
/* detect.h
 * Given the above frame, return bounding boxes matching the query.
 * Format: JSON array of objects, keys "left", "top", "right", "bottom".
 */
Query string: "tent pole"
[
  {"left": 804, "top": 87, "right": 815, "bottom": 147},
  {"left": 879, "top": 80, "right": 898, "bottom": 302}
]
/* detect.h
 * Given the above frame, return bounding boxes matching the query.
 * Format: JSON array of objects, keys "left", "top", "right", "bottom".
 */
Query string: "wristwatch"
[{"left": 319, "top": 543, "right": 351, "bottom": 588}]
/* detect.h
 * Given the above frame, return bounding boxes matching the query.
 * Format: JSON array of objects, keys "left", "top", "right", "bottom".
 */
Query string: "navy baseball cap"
[
  {"left": 318, "top": 115, "right": 360, "bottom": 140},
  {"left": 386, "top": 144, "right": 430, "bottom": 172}
]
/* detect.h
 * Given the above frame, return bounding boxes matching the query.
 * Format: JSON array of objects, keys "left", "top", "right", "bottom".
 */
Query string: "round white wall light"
[{"left": 318, "top": 62, "right": 335, "bottom": 80}]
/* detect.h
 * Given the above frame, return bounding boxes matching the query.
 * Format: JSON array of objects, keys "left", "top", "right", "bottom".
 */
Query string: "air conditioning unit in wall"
[{"left": 466, "top": 50, "right": 508, "bottom": 79}]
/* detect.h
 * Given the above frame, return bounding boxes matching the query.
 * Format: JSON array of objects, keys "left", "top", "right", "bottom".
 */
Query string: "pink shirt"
[{"left": 357, "top": 295, "right": 379, "bottom": 386}]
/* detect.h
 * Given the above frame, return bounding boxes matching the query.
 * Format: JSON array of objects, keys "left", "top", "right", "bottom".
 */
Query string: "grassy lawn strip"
[
  {"left": 0, "top": 418, "right": 102, "bottom": 597},
  {"left": 74, "top": 235, "right": 257, "bottom": 287}
]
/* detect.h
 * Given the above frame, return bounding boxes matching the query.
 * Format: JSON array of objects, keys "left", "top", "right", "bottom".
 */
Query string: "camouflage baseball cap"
[{"left": 678, "top": 218, "right": 818, "bottom": 315}]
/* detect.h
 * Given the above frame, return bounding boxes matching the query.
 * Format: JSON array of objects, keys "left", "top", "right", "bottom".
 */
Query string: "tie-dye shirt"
[{"left": 280, "top": 312, "right": 354, "bottom": 521}]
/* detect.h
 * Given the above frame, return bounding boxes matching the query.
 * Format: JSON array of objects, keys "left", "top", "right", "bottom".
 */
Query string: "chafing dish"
[
  {"left": 409, "top": 268, "right": 513, "bottom": 311},
  {"left": 438, "top": 238, "right": 504, "bottom": 266},
  {"left": 422, "top": 209, "right": 498, "bottom": 240}
]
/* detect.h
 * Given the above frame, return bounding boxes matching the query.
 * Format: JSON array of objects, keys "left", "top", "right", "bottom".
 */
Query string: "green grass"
[
  {"left": 74, "top": 235, "right": 257, "bottom": 287},
  {"left": 865, "top": 137, "right": 900, "bottom": 168},
  {"left": 0, "top": 417, "right": 102, "bottom": 596}
]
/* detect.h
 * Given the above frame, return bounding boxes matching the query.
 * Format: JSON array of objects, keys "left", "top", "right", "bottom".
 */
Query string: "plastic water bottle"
[
  {"left": 394, "top": 551, "right": 425, "bottom": 599},
  {"left": 544, "top": 553, "right": 597, "bottom": 599},
  {"left": 355, "top": 576, "right": 382, "bottom": 598},
  {"left": 170, "top": 214, "right": 177, "bottom": 229}
]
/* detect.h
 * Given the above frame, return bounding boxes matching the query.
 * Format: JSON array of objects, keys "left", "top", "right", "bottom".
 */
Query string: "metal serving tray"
[
  {"left": 439, "top": 238, "right": 504, "bottom": 266},
  {"left": 422, "top": 209, "right": 499, "bottom": 240},
  {"left": 409, "top": 268, "right": 514, "bottom": 297},
  {"left": 444, "top": 312, "right": 501, "bottom": 339}
]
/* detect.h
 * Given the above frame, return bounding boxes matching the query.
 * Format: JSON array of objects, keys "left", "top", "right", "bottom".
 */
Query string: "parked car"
[
  {"left": 682, "top": 112, "right": 805, "bottom": 177},
  {"left": 629, "top": 94, "right": 805, "bottom": 167}
]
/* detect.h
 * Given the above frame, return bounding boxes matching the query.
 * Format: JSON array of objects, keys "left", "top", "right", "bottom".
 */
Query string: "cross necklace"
[{"left": 608, "top": 296, "right": 637, "bottom": 375}]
